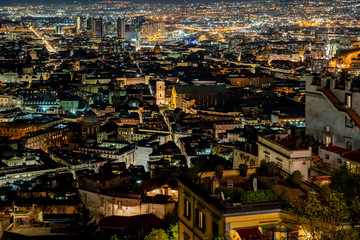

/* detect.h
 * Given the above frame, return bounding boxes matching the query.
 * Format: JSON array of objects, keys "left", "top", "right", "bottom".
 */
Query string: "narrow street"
[{"left": 144, "top": 67, "right": 191, "bottom": 167}]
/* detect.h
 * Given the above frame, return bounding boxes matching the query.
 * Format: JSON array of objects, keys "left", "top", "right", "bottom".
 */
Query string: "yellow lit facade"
[{"left": 178, "top": 180, "right": 307, "bottom": 240}]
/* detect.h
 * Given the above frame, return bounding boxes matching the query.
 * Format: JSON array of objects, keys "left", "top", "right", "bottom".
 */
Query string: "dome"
[
  {"left": 154, "top": 43, "right": 161, "bottom": 54},
  {"left": 83, "top": 110, "right": 98, "bottom": 124}
]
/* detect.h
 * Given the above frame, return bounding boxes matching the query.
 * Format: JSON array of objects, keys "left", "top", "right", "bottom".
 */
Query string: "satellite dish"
[{"left": 253, "top": 178, "right": 258, "bottom": 192}]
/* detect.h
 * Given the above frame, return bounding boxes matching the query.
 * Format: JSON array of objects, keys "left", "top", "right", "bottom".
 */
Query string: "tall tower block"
[{"left": 117, "top": 18, "right": 126, "bottom": 39}]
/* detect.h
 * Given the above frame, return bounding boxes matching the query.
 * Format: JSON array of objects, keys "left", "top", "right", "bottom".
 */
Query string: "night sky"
[{"left": 0, "top": 0, "right": 231, "bottom": 5}]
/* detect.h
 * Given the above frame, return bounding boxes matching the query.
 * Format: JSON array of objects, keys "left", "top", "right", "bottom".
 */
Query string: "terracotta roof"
[
  {"left": 342, "top": 150, "right": 360, "bottom": 163},
  {"left": 323, "top": 145, "right": 347, "bottom": 155},
  {"left": 312, "top": 153, "right": 325, "bottom": 167},
  {"left": 322, "top": 87, "right": 360, "bottom": 128}
]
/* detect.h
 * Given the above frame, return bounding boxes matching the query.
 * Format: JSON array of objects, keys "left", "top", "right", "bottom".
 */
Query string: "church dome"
[
  {"left": 154, "top": 43, "right": 161, "bottom": 55},
  {"left": 83, "top": 110, "right": 98, "bottom": 124}
]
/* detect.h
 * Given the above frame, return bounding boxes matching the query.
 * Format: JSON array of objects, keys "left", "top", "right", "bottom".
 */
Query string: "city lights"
[{"left": 0, "top": 0, "right": 358, "bottom": 239}]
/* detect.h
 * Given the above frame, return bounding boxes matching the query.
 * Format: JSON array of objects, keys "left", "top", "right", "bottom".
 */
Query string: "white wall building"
[
  {"left": 134, "top": 145, "right": 153, "bottom": 172},
  {"left": 0, "top": 95, "right": 23, "bottom": 109},
  {"left": 79, "top": 189, "right": 176, "bottom": 221},
  {"left": 0, "top": 73, "right": 19, "bottom": 83},
  {"left": 306, "top": 74, "right": 360, "bottom": 150},
  {"left": 305, "top": 73, "right": 360, "bottom": 169},
  {"left": 257, "top": 135, "right": 312, "bottom": 180}
]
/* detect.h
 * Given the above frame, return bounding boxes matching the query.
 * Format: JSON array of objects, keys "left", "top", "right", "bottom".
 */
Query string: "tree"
[
  {"left": 214, "top": 233, "right": 232, "bottom": 240},
  {"left": 201, "top": 177, "right": 213, "bottom": 193},
  {"left": 167, "top": 223, "right": 178, "bottom": 240},
  {"left": 238, "top": 164, "right": 248, "bottom": 177},
  {"left": 258, "top": 160, "right": 278, "bottom": 177},
  {"left": 144, "top": 229, "right": 169, "bottom": 240},
  {"left": 73, "top": 204, "right": 99, "bottom": 240},
  {"left": 330, "top": 166, "right": 360, "bottom": 225},
  {"left": 331, "top": 165, "right": 360, "bottom": 203},
  {"left": 214, "top": 165, "right": 224, "bottom": 179},
  {"left": 319, "top": 185, "right": 331, "bottom": 203},
  {"left": 110, "top": 235, "right": 120, "bottom": 240},
  {"left": 279, "top": 189, "right": 290, "bottom": 202},
  {"left": 289, "top": 170, "right": 302, "bottom": 186},
  {"left": 183, "top": 165, "right": 200, "bottom": 181},
  {"left": 291, "top": 190, "right": 349, "bottom": 239}
]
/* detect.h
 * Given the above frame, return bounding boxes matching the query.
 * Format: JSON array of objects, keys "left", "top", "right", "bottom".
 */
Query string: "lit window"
[
  {"left": 325, "top": 135, "right": 332, "bottom": 146},
  {"left": 184, "top": 199, "right": 191, "bottom": 220},
  {"left": 346, "top": 93, "right": 352, "bottom": 108},
  {"left": 196, "top": 209, "right": 206, "bottom": 232}
]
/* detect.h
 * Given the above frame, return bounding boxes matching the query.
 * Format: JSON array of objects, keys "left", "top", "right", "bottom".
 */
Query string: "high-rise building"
[
  {"left": 87, "top": 17, "right": 92, "bottom": 33},
  {"left": 91, "top": 18, "right": 104, "bottom": 38},
  {"left": 117, "top": 18, "right": 126, "bottom": 39},
  {"left": 76, "top": 16, "right": 85, "bottom": 34},
  {"left": 140, "top": 22, "right": 165, "bottom": 39},
  {"left": 56, "top": 25, "right": 64, "bottom": 34}
]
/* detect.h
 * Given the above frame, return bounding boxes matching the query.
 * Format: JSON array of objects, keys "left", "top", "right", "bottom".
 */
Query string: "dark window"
[
  {"left": 325, "top": 154, "right": 329, "bottom": 160},
  {"left": 183, "top": 232, "right": 190, "bottom": 240},
  {"left": 212, "top": 221, "right": 219, "bottom": 237},
  {"left": 196, "top": 209, "right": 205, "bottom": 232},
  {"left": 337, "top": 158, "right": 342, "bottom": 164},
  {"left": 345, "top": 117, "right": 353, "bottom": 128},
  {"left": 184, "top": 199, "right": 191, "bottom": 220}
]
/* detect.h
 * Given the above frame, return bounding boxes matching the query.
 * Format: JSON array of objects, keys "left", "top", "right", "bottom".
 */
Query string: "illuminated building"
[
  {"left": 156, "top": 80, "right": 166, "bottom": 105},
  {"left": 21, "top": 127, "right": 69, "bottom": 152},
  {"left": 140, "top": 22, "right": 165, "bottom": 39},
  {"left": 178, "top": 176, "right": 304, "bottom": 240},
  {"left": 91, "top": 18, "right": 104, "bottom": 38},
  {"left": 117, "top": 18, "right": 126, "bottom": 39},
  {"left": 154, "top": 43, "right": 161, "bottom": 56},
  {"left": 55, "top": 26, "right": 64, "bottom": 34},
  {"left": 170, "top": 85, "right": 227, "bottom": 110},
  {"left": 76, "top": 16, "right": 85, "bottom": 34},
  {"left": 257, "top": 135, "right": 312, "bottom": 180}
]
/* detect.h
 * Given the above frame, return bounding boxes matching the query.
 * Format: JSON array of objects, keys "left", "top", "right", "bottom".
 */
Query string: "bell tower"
[{"left": 156, "top": 81, "right": 166, "bottom": 105}]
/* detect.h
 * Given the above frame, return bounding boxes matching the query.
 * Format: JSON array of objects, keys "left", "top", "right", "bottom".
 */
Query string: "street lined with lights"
[{"left": 29, "top": 26, "right": 56, "bottom": 53}]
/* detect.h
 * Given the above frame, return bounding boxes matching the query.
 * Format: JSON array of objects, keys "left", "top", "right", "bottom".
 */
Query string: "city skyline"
[{"left": 0, "top": 0, "right": 358, "bottom": 239}]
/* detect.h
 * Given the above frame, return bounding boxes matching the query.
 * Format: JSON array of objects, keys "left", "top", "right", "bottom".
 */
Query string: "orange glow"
[
  {"left": 329, "top": 60, "right": 337, "bottom": 68},
  {"left": 198, "top": 35, "right": 207, "bottom": 40},
  {"left": 330, "top": 50, "right": 360, "bottom": 69},
  {"left": 29, "top": 26, "right": 56, "bottom": 53}
]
